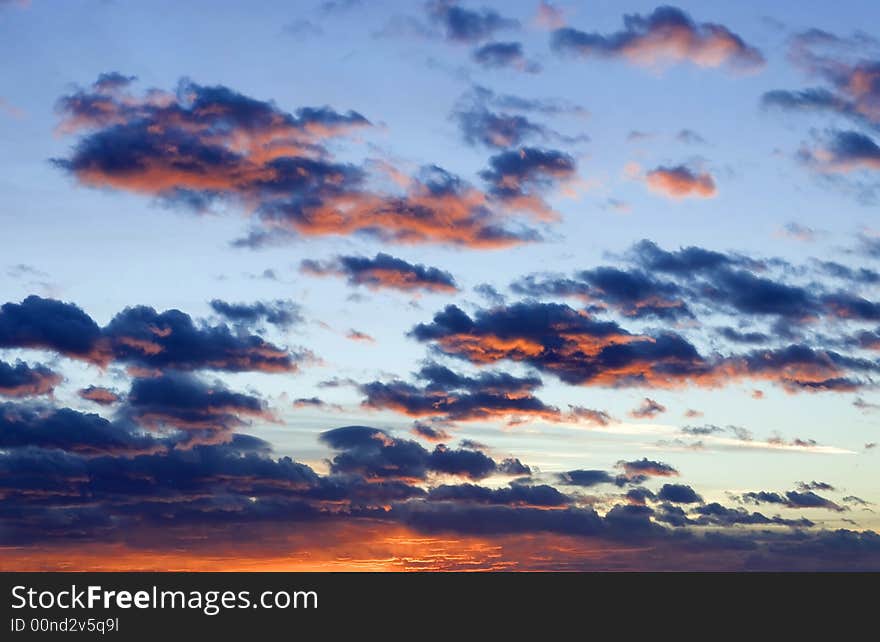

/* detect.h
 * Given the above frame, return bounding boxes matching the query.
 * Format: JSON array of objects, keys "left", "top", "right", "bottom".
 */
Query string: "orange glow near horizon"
[{"left": 0, "top": 522, "right": 657, "bottom": 572}]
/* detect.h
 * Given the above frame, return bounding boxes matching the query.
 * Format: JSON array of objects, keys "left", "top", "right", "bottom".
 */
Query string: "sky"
[{"left": 1, "top": 0, "right": 879, "bottom": 571}]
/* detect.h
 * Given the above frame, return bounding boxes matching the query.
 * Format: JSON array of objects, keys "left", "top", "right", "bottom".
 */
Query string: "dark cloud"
[
  {"left": 691, "top": 503, "right": 814, "bottom": 528},
  {"left": 209, "top": 299, "right": 303, "bottom": 329},
  {"left": 0, "top": 295, "right": 104, "bottom": 361},
  {"left": 657, "top": 483, "right": 703, "bottom": 504},
  {"left": 359, "top": 362, "right": 565, "bottom": 424},
  {"left": 319, "top": 425, "right": 498, "bottom": 480},
  {"left": 617, "top": 458, "right": 679, "bottom": 479},
  {"left": 291, "top": 397, "right": 327, "bottom": 408},
  {"left": 412, "top": 241, "right": 880, "bottom": 393},
  {"left": 301, "top": 253, "right": 457, "bottom": 293},
  {"left": 629, "top": 239, "right": 739, "bottom": 275},
  {"left": 455, "top": 104, "right": 546, "bottom": 149},
  {"left": 472, "top": 41, "right": 540, "bottom": 73},
  {"left": 762, "top": 30, "right": 880, "bottom": 129},
  {"left": 731, "top": 344, "right": 880, "bottom": 392},
  {"left": 799, "top": 129, "right": 880, "bottom": 173},
  {"left": 92, "top": 72, "right": 137, "bottom": 92},
  {"left": 558, "top": 469, "right": 625, "bottom": 488},
  {"left": 796, "top": 480, "right": 835, "bottom": 492},
  {"left": 0, "top": 398, "right": 875, "bottom": 569},
  {"left": 497, "top": 457, "right": 531, "bottom": 475},
  {"left": 54, "top": 76, "right": 542, "bottom": 249},
  {"left": 815, "top": 260, "right": 880, "bottom": 285},
  {"left": 427, "top": 482, "right": 568, "bottom": 507},
  {"left": 0, "top": 360, "right": 61, "bottom": 397},
  {"left": 480, "top": 147, "right": 577, "bottom": 220},
  {"left": 411, "top": 421, "right": 451, "bottom": 442},
  {"left": 717, "top": 327, "right": 771, "bottom": 344},
  {"left": 410, "top": 301, "right": 718, "bottom": 388},
  {"left": 426, "top": 1, "right": 518, "bottom": 43},
  {"left": 741, "top": 489, "right": 846, "bottom": 512},
  {"left": 0, "top": 296, "right": 301, "bottom": 373},
  {"left": 125, "top": 372, "right": 274, "bottom": 446},
  {"left": 511, "top": 266, "right": 691, "bottom": 320},
  {"left": 551, "top": 6, "right": 764, "bottom": 71},
  {"left": 0, "top": 402, "right": 163, "bottom": 456},
  {"left": 625, "top": 487, "right": 656, "bottom": 505},
  {"left": 630, "top": 240, "right": 880, "bottom": 330}
]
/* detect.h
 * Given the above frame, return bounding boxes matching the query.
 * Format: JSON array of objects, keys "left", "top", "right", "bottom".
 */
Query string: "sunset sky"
[{"left": 1, "top": 0, "right": 880, "bottom": 570}]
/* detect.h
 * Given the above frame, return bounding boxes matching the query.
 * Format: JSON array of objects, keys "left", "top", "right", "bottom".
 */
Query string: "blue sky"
[{"left": 1, "top": 1, "right": 879, "bottom": 570}]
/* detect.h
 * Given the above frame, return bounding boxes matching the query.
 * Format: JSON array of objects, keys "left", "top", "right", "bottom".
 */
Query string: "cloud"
[
  {"left": 359, "top": 362, "right": 566, "bottom": 424},
  {"left": 629, "top": 397, "right": 667, "bottom": 419},
  {"left": 427, "top": 482, "right": 568, "bottom": 507},
  {"left": 644, "top": 165, "right": 717, "bottom": 198},
  {"left": 617, "top": 458, "right": 679, "bottom": 479},
  {"left": 54, "top": 76, "right": 542, "bottom": 249},
  {"left": 558, "top": 469, "right": 626, "bottom": 488},
  {"left": 452, "top": 87, "right": 588, "bottom": 150},
  {"left": 628, "top": 239, "right": 739, "bottom": 275},
  {"left": 346, "top": 329, "right": 376, "bottom": 343},
  {"left": 796, "top": 480, "right": 835, "bottom": 492},
  {"left": 455, "top": 105, "right": 547, "bottom": 149},
  {"left": 319, "top": 425, "right": 498, "bottom": 480},
  {"left": 631, "top": 239, "right": 880, "bottom": 326},
  {"left": 0, "top": 398, "right": 876, "bottom": 569},
  {"left": 566, "top": 406, "right": 614, "bottom": 426},
  {"left": 689, "top": 503, "right": 814, "bottom": 528},
  {"left": 466, "top": 84, "right": 589, "bottom": 118},
  {"left": 0, "top": 360, "right": 61, "bottom": 397},
  {"left": 209, "top": 299, "right": 303, "bottom": 329},
  {"left": 762, "top": 30, "right": 880, "bottom": 128},
  {"left": 511, "top": 266, "right": 691, "bottom": 320},
  {"left": 0, "top": 401, "right": 164, "bottom": 456},
  {"left": 292, "top": 397, "right": 338, "bottom": 411},
  {"left": 676, "top": 129, "right": 706, "bottom": 144},
  {"left": 426, "top": 1, "right": 518, "bottom": 43},
  {"left": 480, "top": 147, "right": 578, "bottom": 220},
  {"left": 410, "top": 301, "right": 719, "bottom": 388},
  {"left": 741, "top": 489, "right": 846, "bottom": 512},
  {"left": 301, "top": 253, "right": 458, "bottom": 293},
  {"left": 626, "top": 487, "right": 657, "bottom": 505},
  {"left": 411, "top": 421, "right": 451, "bottom": 442},
  {"left": 550, "top": 6, "right": 764, "bottom": 72},
  {"left": 0, "top": 296, "right": 302, "bottom": 373},
  {"left": 717, "top": 327, "right": 770, "bottom": 344},
  {"left": 777, "top": 222, "right": 817, "bottom": 242},
  {"left": 799, "top": 130, "right": 880, "bottom": 173},
  {"left": 657, "top": 483, "right": 703, "bottom": 503},
  {"left": 125, "top": 372, "right": 274, "bottom": 446},
  {"left": 472, "top": 41, "right": 541, "bottom": 73},
  {"left": 412, "top": 237, "right": 880, "bottom": 393},
  {"left": 78, "top": 386, "right": 122, "bottom": 406}
]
